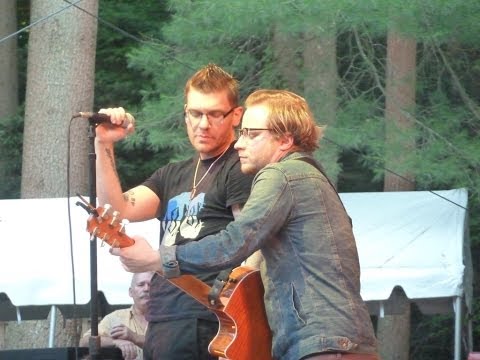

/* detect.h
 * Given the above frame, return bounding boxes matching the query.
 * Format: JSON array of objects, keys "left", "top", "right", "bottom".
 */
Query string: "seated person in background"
[{"left": 80, "top": 271, "right": 153, "bottom": 360}]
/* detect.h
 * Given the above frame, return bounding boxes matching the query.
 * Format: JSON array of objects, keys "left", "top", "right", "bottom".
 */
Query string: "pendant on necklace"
[{"left": 190, "top": 147, "right": 228, "bottom": 202}]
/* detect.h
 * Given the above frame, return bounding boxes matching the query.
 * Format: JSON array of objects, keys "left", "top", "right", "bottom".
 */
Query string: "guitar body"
[
  {"left": 82, "top": 203, "right": 272, "bottom": 360},
  {"left": 208, "top": 266, "right": 272, "bottom": 360}
]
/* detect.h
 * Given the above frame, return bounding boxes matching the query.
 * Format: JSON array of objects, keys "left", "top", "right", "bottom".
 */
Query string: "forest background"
[{"left": 0, "top": 0, "right": 479, "bottom": 359}]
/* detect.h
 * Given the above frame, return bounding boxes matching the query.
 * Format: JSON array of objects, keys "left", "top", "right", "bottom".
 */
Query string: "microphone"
[{"left": 73, "top": 111, "right": 135, "bottom": 129}]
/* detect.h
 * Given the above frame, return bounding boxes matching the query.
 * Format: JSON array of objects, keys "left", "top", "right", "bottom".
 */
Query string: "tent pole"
[
  {"left": 48, "top": 305, "right": 57, "bottom": 348},
  {"left": 453, "top": 296, "right": 462, "bottom": 360},
  {"left": 468, "top": 315, "right": 473, "bottom": 353},
  {"left": 15, "top": 307, "right": 21, "bottom": 323}
]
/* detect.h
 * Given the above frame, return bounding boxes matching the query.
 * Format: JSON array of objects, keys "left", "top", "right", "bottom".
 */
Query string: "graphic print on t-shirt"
[{"left": 161, "top": 191, "right": 205, "bottom": 246}]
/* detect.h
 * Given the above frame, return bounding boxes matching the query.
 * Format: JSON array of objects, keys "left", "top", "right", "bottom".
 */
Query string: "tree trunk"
[
  {"left": 383, "top": 30, "right": 416, "bottom": 191},
  {"left": 272, "top": 27, "right": 302, "bottom": 92},
  {"left": 303, "top": 27, "right": 340, "bottom": 182},
  {"left": 378, "top": 29, "right": 417, "bottom": 360},
  {"left": 21, "top": 0, "right": 99, "bottom": 198},
  {"left": 304, "top": 30, "right": 337, "bottom": 126},
  {"left": 0, "top": 0, "right": 19, "bottom": 196}
]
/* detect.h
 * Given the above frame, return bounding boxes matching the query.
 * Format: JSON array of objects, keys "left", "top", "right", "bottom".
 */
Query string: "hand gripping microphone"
[{"left": 73, "top": 112, "right": 135, "bottom": 129}]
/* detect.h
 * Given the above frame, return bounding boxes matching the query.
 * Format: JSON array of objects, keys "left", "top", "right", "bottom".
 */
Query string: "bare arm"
[
  {"left": 127, "top": 332, "right": 145, "bottom": 348},
  {"left": 79, "top": 335, "right": 115, "bottom": 348},
  {"left": 231, "top": 203, "right": 243, "bottom": 219},
  {"left": 109, "top": 324, "right": 145, "bottom": 347},
  {"left": 95, "top": 140, "right": 159, "bottom": 221},
  {"left": 79, "top": 326, "right": 143, "bottom": 360},
  {"left": 94, "top": 107, "right": 160, "bottom": 222}
]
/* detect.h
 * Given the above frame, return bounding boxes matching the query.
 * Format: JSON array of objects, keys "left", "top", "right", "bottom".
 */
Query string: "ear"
[
  {"left": 184, "top": 104, "right": 188, "bottom": 124},
  {"left": 232, "top": 106, "right": 243, "bottom": 127},
  {"left": 278, "top": 133, "right": 294, "bottom": 151}
]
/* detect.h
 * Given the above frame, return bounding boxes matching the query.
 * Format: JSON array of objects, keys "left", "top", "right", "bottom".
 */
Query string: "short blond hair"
[
  {"left": 184, "top": 63, "right": 239, "bottom": 106},
  {"left": 244, "top": 89, "right": 323, "bottom": 152}
]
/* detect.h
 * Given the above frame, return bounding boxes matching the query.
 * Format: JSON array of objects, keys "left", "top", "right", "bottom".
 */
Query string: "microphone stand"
[
  {"left": 75, "top": 120, "right": 122, "bottom": 359},
  {"left": 86, "top": 120, "right": 101, "bottom": 360}
]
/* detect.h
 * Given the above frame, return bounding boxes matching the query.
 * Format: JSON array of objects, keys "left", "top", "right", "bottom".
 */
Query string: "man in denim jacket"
[{"left": 113, "top": 89, "right": 378, "bottom": 360}]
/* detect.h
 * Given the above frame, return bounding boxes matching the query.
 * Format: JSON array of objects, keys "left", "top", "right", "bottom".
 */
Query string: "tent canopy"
[
  {"left": 0, "top": 189, "right": 470, "bottom": 312},
  {"left": 340, "top": 188, "right": 471, "bottom": 314}
]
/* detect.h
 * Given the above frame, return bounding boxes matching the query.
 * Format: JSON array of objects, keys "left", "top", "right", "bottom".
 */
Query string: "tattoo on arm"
[
  {"left": 123, "top": 190, "right": 136, "bottom": 206},
  {"left": 105, "top": 148, "right": 120, "bottom": 180}
]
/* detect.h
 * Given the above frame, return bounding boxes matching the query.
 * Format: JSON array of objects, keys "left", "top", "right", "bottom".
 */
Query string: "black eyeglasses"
[
  {"left": 185, "top": 107, "right": 236, "bottom": 126},
  {"left": 237, "top": 128, "right": 271, "bottom": 139}
]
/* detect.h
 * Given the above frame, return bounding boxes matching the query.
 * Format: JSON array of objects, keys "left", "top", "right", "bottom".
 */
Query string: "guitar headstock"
[{"left": 85, "top": 204, "right": 135, "bottom": 248}]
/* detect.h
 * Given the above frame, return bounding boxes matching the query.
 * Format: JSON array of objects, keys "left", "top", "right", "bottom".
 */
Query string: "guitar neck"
[
  {"left": 83, "top": 204, "right": 216, "bottom": 308},
  {"left": 165, "top": 273, "right": 214, "bottom": 308}
]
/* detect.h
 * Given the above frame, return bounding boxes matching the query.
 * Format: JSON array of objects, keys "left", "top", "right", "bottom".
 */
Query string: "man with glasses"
[
  {"left": 112, "top": 89, "right": 379, "bottom": 360},
  {"left": 94, "top": 64, "right": 254, "bottom": 359}
]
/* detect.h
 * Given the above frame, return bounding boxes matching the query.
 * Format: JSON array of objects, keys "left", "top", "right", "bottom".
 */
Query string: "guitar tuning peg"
[
  {"left": 119, "top": 219, "right": 129, "bottom": 234},
  {"left": 90, "top": 227, "right": 99, "bottom": 241},
  {"left": 100, "top": 204, "right": 112, "bottom": 219},
  {"left": 110, "top": 210, "right": 120, "bottom": 226},
  {"left": 101, "top": 233, "right": 110, "bottom": 245}
]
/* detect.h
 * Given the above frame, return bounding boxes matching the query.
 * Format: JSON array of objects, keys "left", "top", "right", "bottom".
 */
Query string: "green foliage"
[
  {"left": 410, "top": 305, "right": 456, "bottom": 359},
  {"left": 94, "top": 0, "right": 170, "bottom": 108},
  {"left": 114, "top": 140, "right": 171, "bottom": 190},
  {"left": 0, "top": 112, "right": 23, "bottom": 199},
  {"left": 414, "top": 99, "right": 480, "bottom": 192},
  {"left": 120, "top": 0, "right": 480, "bottom": 206},
  {"left": 16, "top": 0, "right": 29, "bottom": 104},
  {"left": 94, "top": 0, "right": 176, "bottom": 180}
]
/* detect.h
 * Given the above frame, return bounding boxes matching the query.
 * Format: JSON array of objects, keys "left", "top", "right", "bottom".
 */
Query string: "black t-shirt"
[{"left": 142, "top": 142, "right": 253, "bottom": 322}]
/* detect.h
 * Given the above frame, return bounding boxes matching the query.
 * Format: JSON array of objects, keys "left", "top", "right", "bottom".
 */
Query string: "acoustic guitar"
[{"left": 79, "top": 200, "right": 273, "bottom": 360}]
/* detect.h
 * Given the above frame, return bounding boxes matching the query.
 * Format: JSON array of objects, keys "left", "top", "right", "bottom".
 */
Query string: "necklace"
[{"left": 191, "top": 147, "right": 229, "bottom": 200}]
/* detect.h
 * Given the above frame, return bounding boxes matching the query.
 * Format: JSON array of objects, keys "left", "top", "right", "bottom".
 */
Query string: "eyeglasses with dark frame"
[
  {"left": 185, "top": 107, "right": 236, "bottom": 126},
  {"left": 237, "top": 128, "right": 271, "bottom": 140}
]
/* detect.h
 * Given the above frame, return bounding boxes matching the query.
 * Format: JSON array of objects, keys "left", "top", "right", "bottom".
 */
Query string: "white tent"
[
  {"left": 0, "top": 189, "right": 472, "bottom": 357},
  {"left": 340, "top": 188, "right": 472, "bottom": 360}
]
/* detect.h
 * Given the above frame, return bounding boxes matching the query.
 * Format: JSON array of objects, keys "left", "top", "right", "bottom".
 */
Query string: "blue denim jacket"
[{"left": 163, "top": 152, "right": 377, "bottom": 359}]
